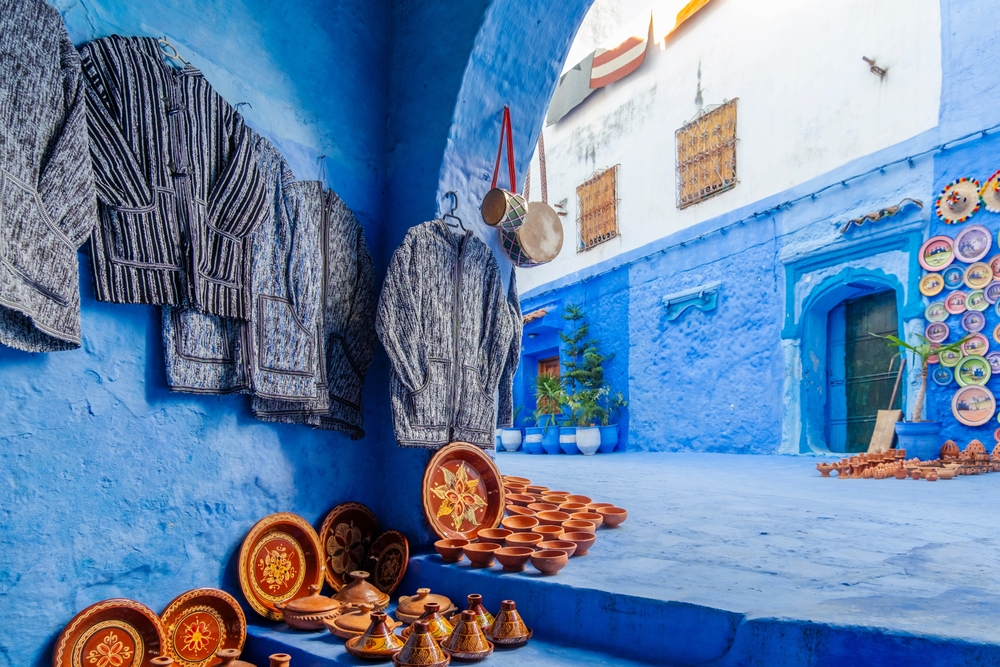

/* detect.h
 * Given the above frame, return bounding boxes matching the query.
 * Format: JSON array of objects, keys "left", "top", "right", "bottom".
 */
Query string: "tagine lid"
[
  {"left": 331, "top": 604, "right": 379, "bottom": 635},
  {"left": 397, "top": 589, "right": 455, "bottom": 620},
  {"left": 276, "top": 584, "right": 340, "bottom": 614},
  {"left": 332, "top": 571, "right": 390, "bottom": 610}
]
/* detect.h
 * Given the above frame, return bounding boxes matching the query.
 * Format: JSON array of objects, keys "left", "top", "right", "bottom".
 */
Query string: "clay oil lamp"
[
  {"left": 504, "top": 533, "right": 543, "bottom": 549},
  {"left": 274, "top": 584, "right": 341, "bottom": 631},
  {"left": 326, "top": 603, "right": 400, "bottom": 640},
  {"left": 462, "top": 543, "right": 499, "bottom": 568},
  {"left": 501, "top": 515, "right": 539, "bottom": 533},
  {"left": 561, "top": 519, "right": 596, "bottom": 534},
  {"left": 486, "top": 600, "right": 532, "bottom": 648},
  {"left": 435, "top": 539, "right": 470, "bottom": 563},
  {"left": 505, "top": 506, "right": 536, "bottom": 518},
  {"left": 397, "top": 589, "right": 456, "bottom": 625},
  {"left": 597, "top": 507, "right": 628, "bottom": 528},
  {"left": 216, "top": 649, "right": 256, "bottom": 667},
  {"left": 394, "top": 620, "right": 450, "bottom": 667},
  {"left": 494, "top": 547, "right": 534, "bottom": 572},
  {"left": 525, "top": 485, "right": 549, "bottom": 494},
  {"left": 269, "top": 656, "right": 291, "bottom": 667},
  {"left": 529, "top": 549, "right": 569, "bottom": 575},
  {"left": 502, "top": 475, "right": 531, "bottom": 485},
  {"left": 440, "top": 610, "right": 494, "bottom": 661},
  {"left": 535, "top": 510, "right": 571, "bottom": 526},
  {"left": 527, "top": 502, "right": 558, "bottom": 513},
  {"left": 475, "top": 528, "right": 512, "bottom": 547},
  {"left": 569, "top": 512, "right": 604, "bottom": 529},
  {"left": 561, "top": 531, "right": 597, "bottom": 556},
  {"left": 454, "top": 594, "right": 494, "bottom": 630},
  {"left": 334, "top": 571, "right": 390, "bottom": 610},
  {"left": 586, "top": 502, "right": 614, "bottom": 511},
  {"left": 400, "top": 603, "right": 454, "bottom": 641},
  {"left": 537, "top": 540, "right": 577, "bottom": 558},
  {"left": 816, "top": 462, "right": 835, "bottom": 477},
  {"left": 530, "top": 525, "right": 563, "bottom": 540},
  {"left": 505, "top": 494, "right": 535, "bottom": 507},
  {"left": 565, "top": 494, "right": 592, "bottom": 504},
  {"left": 346, "top": 610, "right": 406, "bottom": 659}
]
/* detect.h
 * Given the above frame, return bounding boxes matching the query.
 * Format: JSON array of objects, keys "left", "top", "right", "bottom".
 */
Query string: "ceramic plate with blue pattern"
[{"left": 932, "top": 365, "right": 953, "bottom": 386}]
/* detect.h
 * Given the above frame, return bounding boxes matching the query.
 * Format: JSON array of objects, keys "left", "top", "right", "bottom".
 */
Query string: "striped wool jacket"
[
  {"left": 0, "top": 0, "right": 98, "bottom": 352},
  {"left": 80, "top": 36, "right": 268, "bottom": 319},
  {"left": 377, "top": 220, "right": 516, "bottom": 449}
]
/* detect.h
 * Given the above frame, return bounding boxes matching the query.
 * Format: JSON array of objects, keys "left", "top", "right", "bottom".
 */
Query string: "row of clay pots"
[{"left": 152, "top": 653, "right": 290, "bottom": 667}]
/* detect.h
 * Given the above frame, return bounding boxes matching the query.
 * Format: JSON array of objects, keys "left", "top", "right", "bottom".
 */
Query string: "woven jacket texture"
[
  {"left": 0, "top": 0, "right": 98, "bottom": 352},
  {"left": 80, "top": 35, "right": 268, "bottom": 318},
  {"left": 377, "top": 219, "right": 516, "bottom": 449},
  {"left": 496, "top": 268, "right": 522, "bottom": 428}
]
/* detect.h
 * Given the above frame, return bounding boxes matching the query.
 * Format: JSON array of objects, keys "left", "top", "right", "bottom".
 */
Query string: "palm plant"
[
  {"left": 879, "top": 333, "right": 968, "bottom": 422},
  {"left": 534, "top": 373, "right": 566, "bottom": 434}
]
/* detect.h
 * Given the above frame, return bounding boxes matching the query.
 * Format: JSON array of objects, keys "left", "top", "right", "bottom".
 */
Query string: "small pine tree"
[{"left": 560, "top": 304, "right": 614, "bottom": 426}]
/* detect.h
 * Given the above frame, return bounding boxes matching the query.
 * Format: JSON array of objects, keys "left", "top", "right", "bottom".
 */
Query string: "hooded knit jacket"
[
  {"left": 377, "top": 219, "right": 516, "bottom": 449},
  {"left": 79, "top": 36, "right": 268, "bottom": 319},
  {"left": 0, "top": 0, "right": 98, "bottom": 352}
]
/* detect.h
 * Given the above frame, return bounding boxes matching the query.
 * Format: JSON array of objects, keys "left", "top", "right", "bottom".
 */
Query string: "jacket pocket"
[
  {"left": 200, "top": 221, "right": 244, "bottom": 287},
  {"left": 102, "top": 190, "right": 182, "bottom": 270},
  {"left": 170, "top": 307, "right": 235, "bottom": 364},
  {"left": 409, "top": 358, "right": 450, "bottom": 428},
  {"left": 326, "top": 333, "right": 363, "bottom": 409},
  {"left": 257, "top": 295, "right": 314, "bottom": 376},
  {"left": 457, "top": 364, "right": 494, "bottom": 432}
]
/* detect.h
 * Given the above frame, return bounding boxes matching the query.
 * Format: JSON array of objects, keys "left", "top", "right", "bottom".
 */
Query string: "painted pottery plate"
[
  {"left": 952, "top": 385, "right": 996, "bottom": 426},
  {"left": 985, "top": 281, "right": 1000, "bottom": 304},
  {"left": 160, "top": 589, "right": 246, "bottom": 667},
  {"left": 931, "top": 365, "right": 953, "bottom": 386},
  {"left": 238, "top": 513, "right": 323, "bottom": 620},
  {"left": 939, "top": 347, "right": 963, "bottom": 368},
  {"left": 990, "top": 255, "right": 1000, "bottom": 279},
  {"left": 944, "top": 291, "right": 967, "bottom": 315},
  {"left": 364, "top": 530, "right": 409, "bottom": 595},
  {"left": 925, "top": 321, "right": 950, "bottom": 343},
  {"left": 956, "top": 355, "right": 992, "bottom": 387},
  {"left": 964, "top": 262, "right": 994, "bottom": 289},
  {"left": 994, "top": 323, "right": 1000, "bottom": 345},
  {"left": 954, "top": 224, "right": 992, "bottom": 263},
  {"left": 962, "top": 333, "right": 990, "bottom": 357},
  {"left": 943, "top": 265, "right": 966, "bottom": 289},
  {"left": 987, "top": 352, "right": 1000, "bottom": 375},
  {"left": 918, "top": 236, "right": 955, "bottom": 271},
  {"left": 962, "top": 310, "right": 986, "bottom": 334},
  {"left": 919, "top": 273, "right": 946, "bottom": 297},
  {"left": 320, "top": 502, "right": 381, "bottom": 591},
  {"left": 54, "top": 598, "right": 165, "bottom": 667},
  {"left": 967, "top": 290, "right": 989, "bottom": 311},
  {"left": 925, "top": 301, "right": 948, "bottom": 323},
  {"left": 928, "top": 343, "right": 941, "bottom": 366},
  {"left": 422, "top": 442, "right": 506, "bottom": 541},
  {"left": 994, "top": 426, "right": 1000, "bottom": 442}
]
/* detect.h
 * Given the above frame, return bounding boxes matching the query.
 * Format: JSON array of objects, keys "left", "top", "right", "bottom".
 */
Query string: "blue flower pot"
[
  {"left": 894, "top": 421, "right": 942, "bottom": 460},
  {"left": 559, "top": 426, "right": 579, "bottom": 455},
  {"left": 599, "top": 425, "right": 619, "bottom": 453},
  {"left": 541, "top": 426, "right": 561, "bottom": 454},
  {"left": 523, "top": 427, "right": 544, "bottom": 455}
]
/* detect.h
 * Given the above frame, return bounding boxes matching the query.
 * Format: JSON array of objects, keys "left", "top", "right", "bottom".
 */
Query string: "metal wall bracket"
[{"left": 662, "top": 282, "right": 721, "bottom": 321}]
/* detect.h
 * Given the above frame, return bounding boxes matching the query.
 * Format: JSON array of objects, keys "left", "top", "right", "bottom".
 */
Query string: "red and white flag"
[{"left": 590, "top": 11, "right": 652, "bottom": 89}]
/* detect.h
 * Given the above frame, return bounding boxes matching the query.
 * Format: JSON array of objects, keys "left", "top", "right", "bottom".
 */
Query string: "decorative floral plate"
[
  {"left": 160, "top": 589, "right": 245, "bottom": 667},
  {"left": 939, "top": 347, "right": 963, "bottom": 368},
  {"left": 952, "top": 385, "right": 996, "bottom": 426},
  {"left": 967, "top": 290, "right": 989, "bottom": 312},
  {"left": 956, "top": 355, "right": 992, "bottom": 387},
  {"left": 931, "top": 365, "right": 953, "bottom": 387},
  {"left": 54, "top": 599, "right": 165, "bottom": 667},
  {"left": 964, "top": 262, "right": 994, "bottom": 289},
  {"left": 422, "top": 442, "right": 506, "bottom": 541},
  {"left": 962, "top": 310, "right": 986, "bottom": 334},
  {"left": 962, "top": 333, "right": 990, "bottom": 357},
  {"left": 918, "top": 235, "right": 955, "bottom": 271},
  {"left": 238, "top": 513, "right": 323, "bottom": 620},
  {"left": 364, "top": 530, "right": 409, "bottom": 595},
  {"left": 943, "top": 265, "right": 966, "bottom": 289},
  {"left": 944, "top": 291, "right": 968, "bottom": 315},
  {"left": 953, "top": 224, "right": 992, "bottom": 263},
  {"left": 919, "top": 273, "right": 945, "bottom": 297},
  {"left": 925, "top": 321, "right": 950, "bottom": 344},
  {"left": 987, "top": 352, "right": 1000, "bottom": 375},
  {"left": 925, "top": 301, "right": 948, "bottom": 323},
  {"left": 319, "top": 502, "right": 381, "bottom": 591}
]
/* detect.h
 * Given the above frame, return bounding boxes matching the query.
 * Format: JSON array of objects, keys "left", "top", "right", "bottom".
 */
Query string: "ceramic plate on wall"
[
  {"left": 964, "top": 262, "right": 994, "bottom": 289},
  {"left": 919, "top": 273, "right": 946, "bottom": 297},
  {"left": 954, "top": 225, "right": 993, "bottom": 263},
  {"left": 956, "top": 355, "right": 992, "bottom": 386},
  {"left": 939, "top": 347, "right": 963, "bottom": 368},
  {"left": 932, "top": 365, "right": 953, "bottom": 386},
  {"left": 54, "top": 599, "right": 165, "bottom": 667},
  {"left": 944, "top": 291, "right": 968, "bottom": 315},
  {"left": 985, "top": 281, "right": 1000, "bottom": 304},
  {"left": 990, "top": 255, "right": 1000, "bottom": 279},
  {"left": 238, "top": 513, "right": 323, "bottom": 620},
  {"left": 422, "top": 442, "right": 505, "bottom": 541},
  {"left": 319, "top": 502, "right": 381, "bottom": 591},
  {"left": 928, "top": 343, "right": 941, "bottom": 365},
  {"left": 364, "top": 530, "right": 409, "bottom": 595},
  {"left": 987, "top": 352, "right": 1000, "bottom": 375},
  {"left": 943, "top": 265, "right": 966, "bottom": 289},
  {"left": 918, "top": 236, "right": 955, "bottom": 271},
  {"left": 925, "top": 321, "right": 950, "bottom": 343},
  {"left": 962, "top": 310, "right": 986, "bottom": 334},
  {"left": 160, "top": 589, "right": 246, "bottom": 667},
  {"left": 925, "top": 301, "right": 949, "bottom": 323},
  {"left": 962, "top": 333, "right": 990, "bottom": 357},
  {"left": 952, "top": 385, "right": 996, "bottom": 426},
  {"left": 967, "top": 290, "right": 989, "bottom": 311}
]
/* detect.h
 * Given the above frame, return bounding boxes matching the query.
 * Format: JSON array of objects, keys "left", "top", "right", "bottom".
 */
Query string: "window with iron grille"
[
  {"left": 675, "top": 98, "right": 738, "bottom": 209},
  {"left": 576, "top": 165, "right": 619, "bottom": 251}
]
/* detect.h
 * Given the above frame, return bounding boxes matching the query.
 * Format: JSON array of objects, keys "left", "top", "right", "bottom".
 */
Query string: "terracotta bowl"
[
  {"left": 558, "top": 502, "right": 588, "bottom": 513},
  {"left": 535, "top": 510, "right": 571, "bottom": 526},
  {"left": 504, "top": 485, "right": 527, "bottom": 495},
  {"left": 506, "top": 494, "right": 536, "bottom": 507},
  {"left": 537, "top": 540, "right": 578, "bottom": 558},
  {"left": 586, "top": 502, "right": 614, "bottom": 511},
  {"left": 505, "top": 532, "right": 543, "bottom": 549},
  {"left": 530, "top": 549, "right": 569, "bottom": 575},
  {"left": 561, "top": 520, "right": 596, "bottom": 534},
  {"left": 525, "top": 485, "right": 549, "bottom": 494},
  {"left": 597, "top": 507, "right": 628, "bottom": 528},
  {"left": 494, "top": 546, "right": 534, "bottom": 572},
  {"left": 503, "top": 475, "right": 531, "bottom": 485},
  {"left": 547, "top": 490, "right": 571, "bottom": 496},
  {"left": 435, "top": 539, "right": 470, "bottom": 563},
  {"left": 566, "top": 494, "right": 592, "bottom": 504},
  {"left": 527, "top": 502, "right": 558, "bottom": 513},
  {"left": 561, "top": 531, "right": 597, "bottom": 556},
  {"left": 530, "top": 525, "right": 564, "bottom": 540},
  {"left": 541, "top": 494, "right": 569, "bottom": 504},
  {"left": 501, "top": 516, "right": 540, "bottom": 533},
  {"left": 505, "top": 506, "right": 536, "bottom": 518},
  {"left": 570, "top": 512, "right": 604, "bottom": 529},
  {"left": 463, "top": 543, "right": 499, "bottom": 568},
  {"left": 477, "top": 528, "right": 512, "bottom": 546}
]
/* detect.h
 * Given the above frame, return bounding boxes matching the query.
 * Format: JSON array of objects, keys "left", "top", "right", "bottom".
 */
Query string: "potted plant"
[
  {"left": 534, "top": 373, "right": 565, "bottom": 455},
  {"left": 599, "top": 390, "right": 627, "bottom": 453},
  {"left": 500, "top": 406, "right": 524, "bottom": 452},
  {"left": 880, "top": 333, "right": 968, "bottom": 459},
  {"left": 559, "top": 304, "right": 612, "bottom": 455},
  {"left": 568, "top": 387, "right": 607, "bottom": 455}
]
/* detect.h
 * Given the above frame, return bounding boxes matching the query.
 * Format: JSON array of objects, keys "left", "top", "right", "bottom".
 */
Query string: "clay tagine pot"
[
  {"left": 394, "top": 620, "right": 450, "bottom": 667},
  {"left": 561, "top": 519, "right": 596, "bottom": 534},
  {"left": 326, "top": 603, "right": 398, "bottom": 639},
  {"left": 269, "top": 655, "right": 291, "bottom": 667},
  {"left": 597, "top": 507, "right": 628, "bottom": 528},
  {"left": 274, "top": 584, "right": 341, "bottom": 631},
  {"left": 346, "top": 610, "right": 407, "bottom": 659},
  {"left": 434, "top": 539, "right": 470, "bottom": 563},
  {"left": 529, "top": 549, "right": 569, "bottom": 575},
  {"left": 530, "top": 525, "right": 564, "bottom": 540},
  {"left": 561, "top": 531, "right": 597, "bottom": 556},
  {"left": 537, "top": 540, "right": 578, "bottom": 558},
  {"left": 535, "top": 510, "right": 571, "bottom": 526},
  {"left": 569, "top": 512, "right": 604, "bottom": 529},
  {"left": 462, "top": 543, "right": 499, "bottom": 568},
  {"left": 397, "top": 589, "right": 456, "bottom": 625},
  {"left": 334, "top": 571, "right": 390, "bottom": 610},
  {"left": 501, "top": 515, "right": 539, "bottom": 533},
  {"left": 454, "top": 594, "right": 494, "bottom": 630},
  {"left": 505, "top": 532, "right": 543, "bottom": 549},
  {"left": 486, "top": 600, "right": 532, "bottom": 648},
  {"left": 216, "top": 649, "right": 257, "bottom": 667},
  {"left": 440, "top": 610, "right": 494, "bottom": 661},
  {"left": 494, "top": 547, "right": 533, "bottom": 572},
  {"left": 400, "top": 603, "right": 454, "bottom": 641},
  {"left": 475, "top": 528, "right": 511, "bottom": 547},
  {"left": 505, "top": 506, "right": 536, "bottom": 518}
]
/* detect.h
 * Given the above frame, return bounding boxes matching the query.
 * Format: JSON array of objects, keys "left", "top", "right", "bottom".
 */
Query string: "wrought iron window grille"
[
  {"left": 576, "top": 165, "right": 620, "bottom": 252},
  {"left": 675, "top": 98, "right": 739, "bottom": 209}
]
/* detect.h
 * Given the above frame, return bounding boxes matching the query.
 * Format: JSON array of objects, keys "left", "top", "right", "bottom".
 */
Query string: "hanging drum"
[
  {"left": 501, "top": 130, "right": 563, "bottom": 267},
  {"left": 481, "top": 106, "right": 527, "bottom": 232}
]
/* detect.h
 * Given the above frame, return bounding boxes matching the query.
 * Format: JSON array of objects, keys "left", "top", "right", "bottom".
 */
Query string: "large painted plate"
[
  {"left": 925, "top": 321, "right": 950, "bottom": 344},
  {"left": 238, "top": 513, "right": 323, "bottom": 620},
  {"left": 319, "top": 502, "right": 381, "bottom": 591},
  {"left": 943, "top": 265, "right": 966, "bottom": 289},
  {"left": 364, "top": 530, "right": 409, "bottom": 595},
  {"left": 986, "top": 352, "right": 1000, "bottom": 375},
  {"left": 918, "top": 236, "right": 955, "bottom": 271},
  {"left": 952, "top": 385, "right": 996, "bottom": 426},
  {"left": 919, "top": 273, "right": 945, "bottom": 297},
  {"left": 160, "top": 589, "right": 245, "bottom": 667},
  {"left": 964, "top": 262, "right": 994, "bottom": 289},
  {"left": 939, "top": 347, "right": 963, "bottom": 368},
  {"left": 54, "top": 599, "right": 165, "bottom": 667},
  {"left": 956, "top": 355, "right": 992, "bottom": 387},
  {"left": 962, "top": 333, "right": 990, "bottom": 357},
  {"left": 961, "top": 310, "right": 986, "bottom": 334},
  {"left": 985, "top": 281, "right": 1000, "bottom": 304},
  {"left": 925, "top": 301, "right": 949, "bottom": 323},
  {"left": 422, "top": 442, "right": 506, "bottom": 541},
  {"left": 967, "top": 290, "right": 989, "bottom": 312},
  {"left": 944, "top": 291, "right": 968, "bottom": 315},
  {"left": 954, "top": 224, "right": 993, "bottom": 263}
]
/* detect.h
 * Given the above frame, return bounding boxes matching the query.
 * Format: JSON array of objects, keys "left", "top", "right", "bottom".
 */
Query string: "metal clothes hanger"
[
  {"left": 157, "top": 37, "right": 190, "bottom": 68},
  {"left": 442, "top": 191, "right": 467, "bottom": 232}
]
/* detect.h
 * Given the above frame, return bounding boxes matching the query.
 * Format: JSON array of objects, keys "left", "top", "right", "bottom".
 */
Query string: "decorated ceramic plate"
[
  {"left": 956, "top": 355, "right": 992, "bottom": 387},
  {"left": 944, "top": 291, "right": 968, "bottom": 315},
  {"left": 422, "top": 442, "right": 505, "bottom": 541},
  {"left": 925, "top": 321, "right": 950, "bottom": 343},
  {"left": 964, "top": 262, "right": 994, "bottom": 289},
  {"left": 160, "top": 589, "right": 246, "bottom": 667},
  {"left": 943, "top": 265, "right": 966, "bottom": 290},
  {"left": 364, "top": 530, "right": 409, "bottom": 595},
  {"left": 919, "top": 273, "right": 945, "bottom": 297},
  {"left": 985, "top": 281, "right": 1000, "bottom": 304},
  {"left": 952, "top": 385, "right": 996, "bottom": 426},
  {"left": 994, "top": 323, "right": 1000, "bottom": 345},
  {"left": 238, "top": 513, "right": 323, "bottom": 620},
  {"left": 994, "top": 425, "right": 1000, "bottom": 442},
  {"left": 927, "top": 343, "right": 941, "bottom": 365},
  {"left": 918, "top": 235, "right": 955, "bottom": 271},
  {"left": 925, "top": 301, "right": 949, "bottom": 323},
  {"left": 967, "top": 290, "right": 989, "bottom": 311},
  {"left": 987, "top": 352, "right": 1000, "bottom": 375},
  {"left": 962, "top": 310, "right": 986, "bottom": 334},
  {"left": 962, "top": 333, "right": 990, "bottom": 357},
  {"left": 932, "top": 365, "right": 953, "bottom": 387},
  {"left": 54, "top": 599, "right": 165, "bottom": 667},
  {"left": 954, "top": 224, "right": 992, "bottom": 263},
  {"left": 939, "top": 347, "right": 963, "bottom": 368},
  {"left": 990, "top": 255, "right": 1000, "bottom": 279},
  {"left": 319, "top": 502, "right": 381, "bottom": 591}
]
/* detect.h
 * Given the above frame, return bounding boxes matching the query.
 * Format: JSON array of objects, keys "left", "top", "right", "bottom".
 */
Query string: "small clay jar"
[
  {"left": 269, "top": 655, "right": 291, "bottom": 667},
  {"left": 345, "top": 611, "right": 406, "bottom": 659},
  {"left": 911, "top": 469, "right": 923, "bottom": 480},
  {"left": 216, "top": 649, "right": 256, "bottom": 667},
  {"left": 440, "top": 610, "right": 493, "bottom": 660},
  {"left": 394, "top": 621, "right": 449, "bottom": 667},
  {"left": 274, "top": 584, "right": 341, "bottom": 631},
  {"left": 457, "top": 594, "right": 494, "bottom": 630},
  {"left": 400, "top": 603, "right": 454, "bottom": 641},
  {"left": 397, "top": 588, "right": 456, "bottom": 625},
  {"left": 333, "top": 571, "right": 390, "bottom": 610},
  {"left": 486, "top": 600, "right": 531, "bottom": 647}
]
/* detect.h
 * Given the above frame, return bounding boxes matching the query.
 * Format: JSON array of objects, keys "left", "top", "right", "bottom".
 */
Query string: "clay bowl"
[
  {"left": 463, "top": 543, "right": 499, "bottom": 568},
  {"left": 570, "top": 512, "right": 604, "bottom": 529},
  {"left": 530, "top": 525, "right": 564, "bottom": 540},
  {"left": 476, "top": 528, "right": 512, "bottom": 546},
  {"left": 503, "top": 475, "right": 531, "bottom": 485},
  {"left": 506, "top": 494, "right": 536, "bottom": 507},
  {"left": 529, "top": 549, "right": 569, "bottom": 575},
  {"left": 435, "top": 539, "right": 470, "bottom": 563},
  {"left": 561, "top": 520, "right": 596, "bottom": 534},
  {"left": 527, "top": 503, "right": 559, "bottom": 513},
  {"left": 537, "top": 540, "right": 578, "bottom": 558},
  {"left": 566, "top": 494, "right": 592, "bottom": 504},
  {"left": 558, "top": 502, "right": 588, "bottom": 513},
  {"left": 541, "top": 494, "right": 569, "bottom": 504},
  {"left": 504, "top": 485, "right": 527, "bottom": 496},
  {"left": 597, "top": 507, "right": 628, "bottom": 528},
  {"left": 535, "top": 511, "right": 571, "bottom": 526},
  {"left": 938, "top": 468, "right": 957, "bottom": 480},
  {"left": 501, "top": 516, "right": 540, "bottom": 533},
  {"left": 494, "top": 547, "right": 534, "bottom": 572},
  {"left": 525, "top": 485, "right": 549, "bottom": 494},
  {"left": 547, "top": 490, "right": 571, "bottom": 496},
  {"left": 561, "top": 531, "right": 597, "bottom": 556},
  {"left": 505, "top": 533, "right": 543, "bottom": 549},
  {"left": 505, "top": 506, "right": 536, "bottom": 518},
  {"left": 586, "top": 502, "right": 614, "bottom": 511}
]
